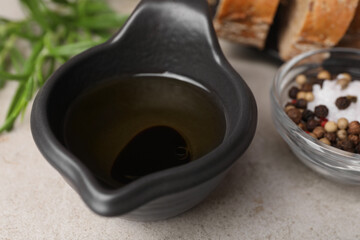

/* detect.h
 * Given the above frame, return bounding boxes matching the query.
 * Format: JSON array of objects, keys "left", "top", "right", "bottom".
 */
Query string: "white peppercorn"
[
  {"left": 317, "top": 70, "right": 331, "bottom": 80},
  {"left": 320, "top": 138, "right": 331, "bottom": 145},
  {"left": 296, "top": 74, "right": 307, "bottom": 86},
  {"left": 324, "top": 121, "right": 338, "bottom": 133},
  {"left": 336, "top": 129, "right": 347, "bottom": 140},
  {"left": 337, "top": 118, "right": 349, "bottom": 130}
]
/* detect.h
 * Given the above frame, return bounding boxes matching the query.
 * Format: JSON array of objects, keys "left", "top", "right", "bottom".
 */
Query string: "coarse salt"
[{"left": 307, "top": 80, "right": 360, "bottom": 122}]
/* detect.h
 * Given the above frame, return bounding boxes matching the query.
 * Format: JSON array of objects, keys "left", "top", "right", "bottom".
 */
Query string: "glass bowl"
[{"left": 271, "top": 48, "right": 360, "bottom": 184}]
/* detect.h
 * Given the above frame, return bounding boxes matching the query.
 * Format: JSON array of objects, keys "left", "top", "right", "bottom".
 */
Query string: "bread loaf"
[
  {"left": 213, "top": 0, "right": 280, "bottom": 49},
  {"left": 278, "top": 0, "right": 359, "bottom": 60}
]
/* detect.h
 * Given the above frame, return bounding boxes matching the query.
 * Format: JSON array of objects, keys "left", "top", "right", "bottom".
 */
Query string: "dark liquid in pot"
[{"left": 64, "top": 75, "right": 226, "bottom": 188}]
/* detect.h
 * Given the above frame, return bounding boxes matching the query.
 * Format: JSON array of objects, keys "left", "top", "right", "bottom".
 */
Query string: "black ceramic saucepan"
[{"left": 31, "top": 0, "right": 257, "bottom": 221}]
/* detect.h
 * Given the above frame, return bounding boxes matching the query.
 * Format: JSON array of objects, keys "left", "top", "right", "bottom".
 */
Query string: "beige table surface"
[{"left": 1, "top": 1, "right": 360, "bottom": 239}]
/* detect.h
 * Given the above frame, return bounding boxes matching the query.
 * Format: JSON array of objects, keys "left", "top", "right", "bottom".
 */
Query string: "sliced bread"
[
  {"left": 338, "top": 3, "right": 360, "bottom": 48},
  {"left": 278, "top": 0, "right": 359, "bottom": 60},
  {"left": 213, "top": 0, "right": 280, "bottom": 49}
]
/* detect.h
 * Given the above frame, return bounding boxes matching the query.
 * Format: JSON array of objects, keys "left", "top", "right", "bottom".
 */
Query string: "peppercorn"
[
  {"left": 336, "top": 139, "right": 354, "bottom": 153},
  {"left": 284, "top": 70, "right": 360, "bottom": 153},
  {"left": 336, "top": 130, "right": 347, "bottom": 140},
  {"left": 336, "top": 78, "right": 350, "bottom": 90},
  {"left": 317, "top": 70, "right": 331, "bottom": 80},
  {"left": 295, "top": 99, "right": 307, "bottom": 109},
  {"left": 302, "top": 109, "right": 315, "bottom": 121},
  {"left": 301, "top": 83, "right": 313, "bottom": 92},
  {"left": 285, "top": 105, "right": 295, "bottom": 113},
  {"left": 305, "top": 92, "right": 314, "bottom": 102},
  {"left": 314, "top": 105, "right": 328, "bottom": 118},
  {"left": 324, "top": 132, "right": 336, "bottom": 143},
  {"left": 320, "top": 138, "right": 331, "bottom": 145},
  {"left": 313, "top": 126, "right": 325, "bottom": 138},
  {"left": 287, "top": 108, "right": 302, "bottom": 124},
  {"left": 296, "top": 74, "right": 307, "bottom": 86},
  {"left": 288, "top": 86, "right": 299, "bottom": 99},
  {"left": 347, "top": 95, "right": 357, "bottom": 103},
  {"left": 337, "top": 118, "right": 349, "bottom": 130},
  {"left": 285, "top": 102, "right": 294, "bottom": 107},
  {"left": 298, "top": 122, "right": 306, "bottom": 131},
  {"left": 321, "top": 119, "right": 328, "bottom": 128},
  {"left": 297, "top": 91, "right": 306, "bottom": 100},
  {"left": 355, "top": 144, "right": 360, "bottom": 153},
  {"left": 308, "top": 132, "right": 317, "bottom": 139},
  {"left": 348, "top": 121, "right": 360, "bottom": 135},
  {"left": 306, "top": 119, "right": 319, "bottom": 132},
  {"left": 337, "top": 73, "right": 352, "bottom": 82},
  {"left": 335, "top": 97, "right": 351, "bottom": 110},
  {"left": 348, "top": 134, "right": 360, "bottom": 145},
  {"left": 324, "top": 121, "right": 338, "bottom": 133}
]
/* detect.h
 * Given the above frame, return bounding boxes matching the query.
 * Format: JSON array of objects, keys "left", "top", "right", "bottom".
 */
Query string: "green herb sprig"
[{"left": 0, "top": 0, "right": 128, "bottom": 133}]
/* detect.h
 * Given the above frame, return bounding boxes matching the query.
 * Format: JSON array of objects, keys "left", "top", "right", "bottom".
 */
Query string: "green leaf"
[
  {"left": 83, "top": 2, "right": 112, "bottom": 14},
  {"left": 44, "top": 57, "right": 55, "bottom": 80},
  {"left": 0, "top": 79, "right": 5, "bottom": 88},
  {"left": 0, "top": 0, "right": 128, "bottom": 134},
  {"left": 20, "top": 0, "right": 49, "bottom": 30},
  {"left": 0, "top": 96, "right": 27, "bottom": 132},
  {"left": 34, "top": 51, "right": 47, "bottom": 86},
  {"left": 24, "top": 75, "right": 34, "bottom": 101},
  {"left": 76, "top": 14, "right": 128, "bottom": 30},
  {"left": 23, "top": 41, "right": 44, "bottom": 75},
  {"left": 4, "top": 82, "right": 26, "bottom": 128},
  {"left": 10, "top": 48, "right": 25, "bottom": 73},
  {"left": 51, "top": 0, "right": 71, "bottom": 5},
  {"left": 0, "top": 17, "right": 9, "bottom": 23},
  {"left": 49, "top": 40, "right": 104, "bottom": 57},
  {"left": 0, "top": 71, "right": 27, "bottom": 81}
]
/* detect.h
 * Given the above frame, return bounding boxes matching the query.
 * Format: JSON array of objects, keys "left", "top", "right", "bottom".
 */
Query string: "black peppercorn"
[
  {"left": 298, "top": 122, "right": 306, "bottom": 131},
  {"left": 335, "top": 97, "right": 351, "bottom": 110},
  {"left": 285, "top": 102, "right": 294, "bottom": 107},
  {"left": 302, "top": 109, "right": 315, "bottom": 121},
  {"left": 347, "top": 95, "right": 357, "bottom": 103},
  {"left": 287, "top": 108, "right": 302, "bottom": 124},
  {"left": 324, "top": 132, "right": 336, "bottom": 143},
  {"left": 348, "top": 134, "right": 360, "bottom": 145},
  {"left": 348, "top": 121, "right": 360, "bottom": 135},
  {"left": 295, "top": 99, "right": 307, "bottom": 109},
  {"left": 288, "top": 87, "right": 299, "bottom": 99},
  {"left": 306, "top": 119, "right": 319, "bottom": 132},
  {"left": 301, "top": 83, "right": 313, "bottom": 92},
  {"left": 314, "top": 105, "right": 328, "bottom": 118},
  {"left": 336, "top": 139, "right": 354, "bottom": 153},
  {"left": 355, "top": 144, "right": 360, "bottom": 154}
]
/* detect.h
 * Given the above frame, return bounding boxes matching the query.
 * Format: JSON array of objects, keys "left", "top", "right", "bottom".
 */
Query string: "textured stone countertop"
[{"left": 1, "top": 1, "right": 360, "bottom": 239}]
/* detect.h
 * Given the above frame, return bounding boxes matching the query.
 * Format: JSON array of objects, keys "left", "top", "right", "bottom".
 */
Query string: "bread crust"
[
  {"left": 279, "top": 0, "right": 359, "bottom": 60},
  {"left": 338, "top": 3, "right": 360, "bottom": 48},
  {"left": 214, "top": 0, "right": 280, "bottom": 49}
]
